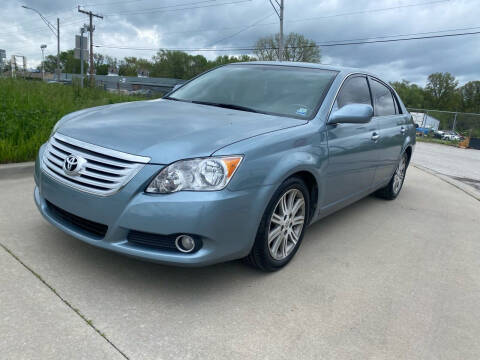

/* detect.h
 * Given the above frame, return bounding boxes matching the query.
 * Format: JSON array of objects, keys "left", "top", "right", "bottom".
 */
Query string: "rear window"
[{"left": 370, "top": 80, "right": 396, "bottom": 116}]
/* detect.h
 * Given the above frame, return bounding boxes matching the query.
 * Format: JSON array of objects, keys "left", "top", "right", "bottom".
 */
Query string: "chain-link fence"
[{"left": 408, "top": 108, "right": 480, "bottom": 139}]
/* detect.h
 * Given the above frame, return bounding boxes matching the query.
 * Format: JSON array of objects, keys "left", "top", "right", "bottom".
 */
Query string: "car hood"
[{"left": 56, "top": 99, "right": 306, "bottom": 164}]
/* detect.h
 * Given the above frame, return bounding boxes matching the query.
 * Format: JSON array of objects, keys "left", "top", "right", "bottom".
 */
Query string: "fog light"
[{"left": 175, "top": 235, "right": 196, "bottom": 253}]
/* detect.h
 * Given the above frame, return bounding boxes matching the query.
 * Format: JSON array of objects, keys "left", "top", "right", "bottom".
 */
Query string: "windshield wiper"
[
  {"left": 163, "top": 96, "right": 180, "bottom": 101},
  {"left": 191, "top": 100, "right": 262, "bottom": 114}
]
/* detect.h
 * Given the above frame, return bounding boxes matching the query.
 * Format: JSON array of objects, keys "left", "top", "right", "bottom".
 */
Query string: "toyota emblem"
[{"left": 63, "top": 155, "right": 86, "bottom": 176}]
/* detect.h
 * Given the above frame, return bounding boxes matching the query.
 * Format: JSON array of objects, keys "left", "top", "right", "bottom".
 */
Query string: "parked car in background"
[
  {"left": 434, "top": 129, "right": 446, "bottom": 138},
  {"left": 34, "top": 62, "right": 416, "bottom": 271},
  {"left": 442, "top": 131, "right": 462, "bottom": 141}
]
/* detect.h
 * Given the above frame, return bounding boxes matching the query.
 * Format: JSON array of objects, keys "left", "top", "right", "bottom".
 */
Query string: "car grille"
[
  {"left": 46, "top": 200, "right": 108, "bottom": 238},
  {"left": 42, "top": 133, "right": 150, "bottom": 196},
  {"left": 127, "top": 230, "right": 178, "bottom": 252}
]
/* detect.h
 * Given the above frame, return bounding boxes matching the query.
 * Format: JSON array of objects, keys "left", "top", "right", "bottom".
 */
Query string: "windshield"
[{"left": 166, "top": 64, "right": 338, "bottom": 119}]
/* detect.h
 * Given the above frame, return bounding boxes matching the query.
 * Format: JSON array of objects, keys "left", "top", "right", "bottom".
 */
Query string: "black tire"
[
  {"left": 375, "top": 152, "right": 409, "bottom": 200},
  {"left": 246, "top": 177, "right": 310, "bottom": 272}
]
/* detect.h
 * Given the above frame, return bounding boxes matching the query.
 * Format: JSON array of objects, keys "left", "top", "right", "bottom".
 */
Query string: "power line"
[
  {"left": 0, "top": 17, "right": 86, "bottom": 37},
  {"left": 0, "top": 0, "right": 449, "bottom": 38},
  {"left": 82, "top": 0, "right": 214, "bottom": 9},
  {"left": 93, "top": 30, "right": 480, "bottom": 52},
  {"left": 286, "top": 0, "right": 451, "bottom": 24},
  {"left": 314, "top": 25, "right": 480, "bottom": 44},
  {"left": 102, "top": 0, "right": 252, "bottom": 16},
  {"left": 0, "top": 0, "right": 247, "bottom": 37},
  {"left": 107, "top": 0, "right": 451, "bottom": 39},
  {"left": 209, "top": 13, "right": 275, "bottom": 46},
  {"left": 80, "top": 0, "right": 146, "bottom": 7},
  {"left": 317, "top": 30, "right": 480, "bottom": 47}
]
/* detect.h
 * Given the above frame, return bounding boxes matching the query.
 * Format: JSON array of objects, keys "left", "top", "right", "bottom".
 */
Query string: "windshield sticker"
[{"left": 296, "top": 107, "right": 308, "bottom": 116}]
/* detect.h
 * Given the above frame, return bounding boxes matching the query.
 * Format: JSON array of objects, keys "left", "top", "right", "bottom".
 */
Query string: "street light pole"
[
  {"left": 21, "top": 5, "right": 60, "bottom": 80},
  {"left": 57, "top": 17, "right": 60, "bottom": 81},
  {"left": 40, "top": 44, "right": 47, "bottom": 81}
]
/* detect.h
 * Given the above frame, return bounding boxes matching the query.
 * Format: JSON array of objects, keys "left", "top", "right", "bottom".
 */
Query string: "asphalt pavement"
[{"left": 1, "top": 166, "right": 479, "bottom": 359}]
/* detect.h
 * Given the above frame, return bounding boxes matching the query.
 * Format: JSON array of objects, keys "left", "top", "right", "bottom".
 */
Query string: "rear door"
[
  {"left": 324, "top": 75, "right": 378, "bottom": 207},
  {"left": 369, "top": 78, "right": 405, "bottom": 187}
]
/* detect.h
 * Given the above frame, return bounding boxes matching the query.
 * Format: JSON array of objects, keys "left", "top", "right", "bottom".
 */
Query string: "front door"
[{"left": 323, "top": 75, "right": 379, "bottom": 207}]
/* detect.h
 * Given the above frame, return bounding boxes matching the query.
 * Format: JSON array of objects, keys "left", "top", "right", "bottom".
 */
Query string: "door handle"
[
  {"left": 400, "top": 126, "right": 406, "bottom": 134},
  {"left": 371, "top": 132, "right": 380, "bottom": 141}
]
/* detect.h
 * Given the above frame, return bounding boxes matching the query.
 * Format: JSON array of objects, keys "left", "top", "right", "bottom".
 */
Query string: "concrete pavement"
[
  {"left": 412, "top": 142, "right": 480, "bottom": 197},
  {"left": 1, "top": 167, "right": 479, "bottom": 359},
  {"left": 0, "top": 245, "right": 125, "bottom": 360}
]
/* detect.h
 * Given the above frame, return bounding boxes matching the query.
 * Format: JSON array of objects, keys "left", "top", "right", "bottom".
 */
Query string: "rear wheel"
[
  {"left": 376, "top": 151, "right": 409, "bottom": 200},
  {"left": 246, "top": 177, "right": 310, "bottom": 272}
]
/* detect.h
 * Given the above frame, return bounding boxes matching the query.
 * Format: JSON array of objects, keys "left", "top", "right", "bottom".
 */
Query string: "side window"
[
  {"left": 370, "top": 79, "right": 396, "bottom": 116},
  {"left": 333, "top": 76, "right": 371, "bottom": 112},
  {"left": 392, "top": 92, "right": 402, "bottom": 114}
]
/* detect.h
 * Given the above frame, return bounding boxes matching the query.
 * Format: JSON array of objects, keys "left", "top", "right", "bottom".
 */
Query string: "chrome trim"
[
  {"left": 41, "top": 133, "right": 151, "bottom": 196},
  {"left": 54, "top": 132, "right": 150, "bottom": 163},
  {"left": 175, "top": 235, "right": 195, "bottom": 253}
]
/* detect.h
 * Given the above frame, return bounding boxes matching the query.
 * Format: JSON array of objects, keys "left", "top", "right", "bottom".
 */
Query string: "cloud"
[{"left": 1, "top": 0, "right": 479, "bottom": 85}]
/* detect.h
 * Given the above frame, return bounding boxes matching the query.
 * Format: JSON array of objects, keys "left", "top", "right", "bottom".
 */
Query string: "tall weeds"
[{"left": 0, "top": 79, "right": 151, "bottom": 163}]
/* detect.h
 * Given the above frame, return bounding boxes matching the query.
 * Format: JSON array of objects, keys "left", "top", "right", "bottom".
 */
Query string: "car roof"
[{"left": 233, "top": 61, "right": 380, "bottom": 78}]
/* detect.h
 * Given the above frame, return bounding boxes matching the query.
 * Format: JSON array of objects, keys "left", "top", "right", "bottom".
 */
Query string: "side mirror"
[{"left": 328, "top": 103, "right": 373, "bottom": 125}]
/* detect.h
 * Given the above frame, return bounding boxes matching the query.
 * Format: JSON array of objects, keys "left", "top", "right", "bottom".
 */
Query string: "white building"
[{"left": 411, "top": 112, "right": 440, "bottom": 130}]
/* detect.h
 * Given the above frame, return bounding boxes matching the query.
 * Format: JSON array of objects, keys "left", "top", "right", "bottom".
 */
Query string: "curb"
[
  {"left": 412, "top": 163, "right": 480, "bottom": 202},
  {"left": 0, "top": 162, "right": 35, "bottom": 180}
]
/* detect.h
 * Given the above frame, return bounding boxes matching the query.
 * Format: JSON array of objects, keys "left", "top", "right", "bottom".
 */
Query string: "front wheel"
[
  {"left": 376, "top": 151, "right": 409, "bottom": 200},
  {"left": 246, "top": 177, "right": 310, "bottom": 272}
]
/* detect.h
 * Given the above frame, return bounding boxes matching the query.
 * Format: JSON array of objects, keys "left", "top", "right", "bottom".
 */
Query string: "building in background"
[{"left": 411, "top": 112, "right": 440, "bottom": 130}]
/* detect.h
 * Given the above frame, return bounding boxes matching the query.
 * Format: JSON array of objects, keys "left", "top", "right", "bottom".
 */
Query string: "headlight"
[{"left": 146, "top": 156, "right": 243, "bottom": 194}]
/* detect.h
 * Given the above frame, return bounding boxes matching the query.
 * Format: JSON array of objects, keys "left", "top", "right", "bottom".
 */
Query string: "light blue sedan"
[{"left": 34, "top": 62, "right": 415, "bottom": 271}]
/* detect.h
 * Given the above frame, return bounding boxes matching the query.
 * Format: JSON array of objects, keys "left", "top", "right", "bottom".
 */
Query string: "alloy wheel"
[
  {"left": 393, "top": 154, "right": 407, "bottom": 195},
  {"left": 267, "top": 188, "right": 306, "bottom": 260}
]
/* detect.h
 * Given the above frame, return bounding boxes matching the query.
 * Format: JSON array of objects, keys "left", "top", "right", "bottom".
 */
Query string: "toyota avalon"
[{"left": 34, "top": 62, "right": 415, "bottom": 271}]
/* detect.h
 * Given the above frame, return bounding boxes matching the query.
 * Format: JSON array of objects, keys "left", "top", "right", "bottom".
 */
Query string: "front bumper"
[{"left": 34, "top": 144, "right": 275, "bottom": 266}]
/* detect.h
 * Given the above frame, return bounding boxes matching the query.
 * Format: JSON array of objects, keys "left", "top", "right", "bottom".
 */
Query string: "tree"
[
  {"left": 390, "top": 80, "right": 426, "bottom": 109},
  {"left": 38, "top": 55, "right": 57, "bottom": 73},
  {"left": 118, "top": 57, "right": 139, "bottom": 76},
  {"left": 254, "top": 32, "right": 321, "bottom": 63},
  {"left": 37, "top": 50, "right": 87, "bottom": 74},
  {"left": 460, "top": 81, "right": 480, "bottom": 113},
  {"left": 425, "top": 72, "right": 459, "bottom": 110}
]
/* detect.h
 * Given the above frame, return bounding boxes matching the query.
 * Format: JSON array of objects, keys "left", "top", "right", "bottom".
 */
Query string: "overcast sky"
[{"left": 1, "top": 0, "right": 479, "bottom": 85}]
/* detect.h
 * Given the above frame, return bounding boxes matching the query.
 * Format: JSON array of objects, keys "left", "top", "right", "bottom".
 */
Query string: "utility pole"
[
  {"left": 78, "top": 6, "right": 103, "bottom": 87},
  {"left": 279, "top": 0, "right": 284, "bottom": 61},
  {"left": 21, "top": 6, "right": 61, "bottom": 80},
  {"left": 40, "top": 44, "right": 47, "bottom": 81},
  {"left": 269, "top": 0, "right": 284, "bottom": 61}
]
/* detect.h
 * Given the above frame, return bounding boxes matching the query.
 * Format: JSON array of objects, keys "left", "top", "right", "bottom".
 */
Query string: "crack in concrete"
[
  {"left": 0, "top": 242, "right": 130, "bottom": 360},
  {"left": 412, "top": 164, "right": 480, "bottom": 201}
]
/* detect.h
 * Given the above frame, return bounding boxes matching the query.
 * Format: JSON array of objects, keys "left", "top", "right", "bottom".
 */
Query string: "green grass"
[
  {"left": 416, "top": 136, "right": 460, "bottom": 147},
  {"left": 0, "top": 78, "right": 157, "bottom": 164}
]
